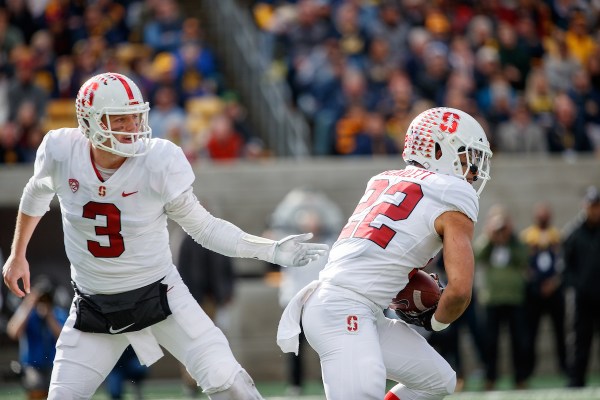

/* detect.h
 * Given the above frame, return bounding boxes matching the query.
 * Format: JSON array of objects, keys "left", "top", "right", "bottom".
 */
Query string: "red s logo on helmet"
[{"left": 440, "top": 112, "right": 460, "bottom": 133}]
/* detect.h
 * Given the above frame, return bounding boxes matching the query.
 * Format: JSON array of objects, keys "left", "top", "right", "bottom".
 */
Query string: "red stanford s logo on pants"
[{"left": 346, "top": 315, "right": 358, "bottom": 333}]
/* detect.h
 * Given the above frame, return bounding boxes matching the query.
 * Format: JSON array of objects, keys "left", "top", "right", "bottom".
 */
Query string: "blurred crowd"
[
  {"left": 252, "top": 0, "right": 600, "bottom": 156},
  {"left": 0, "top": 0, "right": 266, "bottom": 165},
  {"left": 1, "top": 0, "right": 599, "bottom": 163}
]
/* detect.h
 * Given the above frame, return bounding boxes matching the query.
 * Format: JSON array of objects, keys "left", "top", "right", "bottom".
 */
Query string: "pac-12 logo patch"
[
  {"left": 346, "top": 315, "right": 359, "bottom": 333},
  {"left": 69, "top": 179, "right": 79, "bottom": 193}
]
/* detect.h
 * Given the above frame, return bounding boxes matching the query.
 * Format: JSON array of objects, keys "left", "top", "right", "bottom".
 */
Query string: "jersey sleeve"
[
  {"left": 440, "top": 180, "right": 479, "bottom": 222},
  {"left": 19, "top": 132, "right": 57, "bottom": 216},
  {"left": 147, "top": 140, "right": 195, "bottom": 204}
]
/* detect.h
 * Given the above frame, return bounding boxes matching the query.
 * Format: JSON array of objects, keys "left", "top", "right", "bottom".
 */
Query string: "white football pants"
[
  {"left": 48, "top": 267, "right": 260, "bottom": 400},
  {"left": 301, "top": 284, "right": 456, "bottom": 400}
]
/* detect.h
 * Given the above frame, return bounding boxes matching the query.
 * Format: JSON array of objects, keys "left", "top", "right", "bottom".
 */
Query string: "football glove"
[
  {"left": 273, "top": 233, "right": 330, "bottom": 267},
  {"left": 395, "top": 305, "right": 436, "bottom": 331}
]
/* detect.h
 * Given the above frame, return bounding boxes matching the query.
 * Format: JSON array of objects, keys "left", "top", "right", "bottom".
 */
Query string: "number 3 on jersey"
[
  {"left": 338, "top": 180, "right": 423, "bottom": 248},
  {"left": 82, "top": 201, "right": 125, "bottom": 258}
]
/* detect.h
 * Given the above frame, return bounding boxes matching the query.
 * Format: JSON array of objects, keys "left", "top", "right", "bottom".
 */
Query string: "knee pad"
[{"left": 206, "top": 369, "right": 264, "bottom": 400}]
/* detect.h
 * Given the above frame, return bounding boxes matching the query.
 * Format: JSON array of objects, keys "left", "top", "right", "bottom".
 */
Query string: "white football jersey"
[
  {"left": 320, "top": 166, "right": 479, "bottom": 308},
  {"left": 21, "top": 129, "right": 194, "bottom": 294}
]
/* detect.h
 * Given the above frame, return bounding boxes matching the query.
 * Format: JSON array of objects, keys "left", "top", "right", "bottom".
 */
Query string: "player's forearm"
[
  {"left": 166, "top": 190, "right": 277, "bottom": 261},
  {"left": 10, "top": 212, "right": 42, "bottom": 257},
  {"left": 434, "top": 285, "right": 471, "bottom": 324}
]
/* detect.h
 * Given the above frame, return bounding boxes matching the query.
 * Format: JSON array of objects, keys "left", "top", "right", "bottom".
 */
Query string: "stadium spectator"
[
  {"left": 0, "top": 121, "right": 27, "bottom": 164},
  {"left": 524, "top": 67, "right": 554, "bottom": 128},
  {"left": 497, "top": 21, "right": 532, "bottom": 91},
  {"left": 520, "top": 202, "right": 567, "bottom": 379},
  {"left": 350, "top": 111, "right": 398, "bottom": 156},
  {"left": 362, "top": 36, "right": 396, "bottom": 98},
  {"left": 14, "top": 101, "right": 44, "bottom": 162},
  {"left": 202, "top": 113, "right": 246, "bottom": 161},
  {"left": 495, "top": 98, "right": 547, "bottom": 153},
  {"left": 0, "top": 7, "right": 24, "bottom": 61},
  {"left": 105, "top": 345, "right": 148, "bottom": 400},
  {"left": 413, "top": 41, "right": 450, "bottom": 103},
  {"left": 546, "top": 93, "right": 592, "bottom": 154},
  {"left": 367, "top": 0, "right": 410, "bottom": 66},
  {"left": 148, "top": 84, "right": 187, "bottom": 141},
  {"left": 563, "top": 186, "right": 600, "bottom": 387},
  {"left": 143, "top": 0, "right": 184, "bottom": 54},
  {"left": 221, "top": 91, "right": 255, "bottom": 143},
  {"left": 474, "top": 205, "right": 529, "bottom": 391},
  {"left": 69, "top": 1, "right": 129, "bottom": 46},
  {"left": 7, "top": 49, "right": 48, "bottom": 123},
  {"left": 334, "top": 103, "right": 366, "bottom": 155},
  {"left": 4, "top": 0, "right": 36, "bottom": 44},
  {"left": 543, "top": 30, "right": 581, "bottom": 93},
  {"left": 567, "top": 68, "right": 600, "bottom": 152},
  {"left": 563, "top": 11, "right": 597, "bottom": 67},
  {"left": 29, "top": 30, "right": 58, "bottom": 97},
  {"left": 7, "top": 275, "right": 68, "bottom": 400}
]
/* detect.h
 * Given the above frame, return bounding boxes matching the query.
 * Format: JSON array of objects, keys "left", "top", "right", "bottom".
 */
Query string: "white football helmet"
[
  {"left": 403, "top": 107, "right": 492, "bottom": 196},
  {"left": 76, "top": 72, "right": 151, "bottom": 157}
]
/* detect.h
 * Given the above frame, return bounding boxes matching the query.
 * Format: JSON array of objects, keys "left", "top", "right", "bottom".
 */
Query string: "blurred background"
[{"left": 0, "top": 0, "right": 599, "bottom": 398}]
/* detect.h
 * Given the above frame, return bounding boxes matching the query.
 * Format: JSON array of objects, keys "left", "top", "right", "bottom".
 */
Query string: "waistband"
[{"left": 319, "top": 281, "right": 382, "bottom": 314}]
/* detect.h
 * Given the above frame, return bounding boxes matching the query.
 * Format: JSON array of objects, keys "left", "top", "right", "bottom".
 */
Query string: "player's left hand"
[
  {"left": 397, "top": 306, "right": 436, "bottom": 332},
  {"left": 274, "top": 233, "right": 329, "bottom": 267}
]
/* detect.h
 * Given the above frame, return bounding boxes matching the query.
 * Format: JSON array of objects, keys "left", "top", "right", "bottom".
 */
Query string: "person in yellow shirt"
[
  {"left": 564, "top": 12, "right": 597, "bottom": 67},
  {"left": 520, "top": 202, "right": 566, "bottom": 379}
]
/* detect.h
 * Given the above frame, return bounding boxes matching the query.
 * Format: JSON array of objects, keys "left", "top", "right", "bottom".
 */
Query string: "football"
[{"left": 389, "top": 270, "right": 442, "bottom": 315}]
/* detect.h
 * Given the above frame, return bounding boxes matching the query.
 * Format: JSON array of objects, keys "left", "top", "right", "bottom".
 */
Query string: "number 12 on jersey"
[{"left": 338, "top": 180, "right": 423, "bottom": 249}]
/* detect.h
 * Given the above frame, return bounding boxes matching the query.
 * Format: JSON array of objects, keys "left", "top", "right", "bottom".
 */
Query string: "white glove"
[{"left": 273, "top": 233, "right": 330, "bottom": 267}]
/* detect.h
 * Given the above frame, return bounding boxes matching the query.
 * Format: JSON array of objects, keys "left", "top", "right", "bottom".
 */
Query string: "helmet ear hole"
[{"left": 435, "top": 143, "right": 442, "bottom": 160}]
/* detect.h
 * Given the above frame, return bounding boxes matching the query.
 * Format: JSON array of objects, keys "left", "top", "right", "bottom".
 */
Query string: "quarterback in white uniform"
[
  {"left": 2, "top": 72, "right": 329, "bottom": 400},
  {"left": 277, "top": 107, "right": 492, "bottom": 399}
]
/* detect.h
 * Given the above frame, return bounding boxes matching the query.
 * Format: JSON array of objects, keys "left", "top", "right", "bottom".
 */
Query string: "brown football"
[{"left": 389, "top": 270, "right": 442, "bottom": 315}]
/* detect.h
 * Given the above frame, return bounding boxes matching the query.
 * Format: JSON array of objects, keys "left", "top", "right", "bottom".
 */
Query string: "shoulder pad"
[
  {"left": 43, "top": 128, "right": 84, "bottom": 162},
  {"left": 145, "top": 138, "right": 182, "bottom": 172},
  {"left": 441, "top": 179, "right": 479, "bottom": 223}
]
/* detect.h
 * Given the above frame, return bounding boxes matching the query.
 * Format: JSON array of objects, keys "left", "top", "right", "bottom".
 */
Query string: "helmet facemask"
[
  {"left": 456, "top": 145, "right": 492, "bottom": 196},
  {"left": 90, "top": 106, "right": 152, "bottom": 157}
]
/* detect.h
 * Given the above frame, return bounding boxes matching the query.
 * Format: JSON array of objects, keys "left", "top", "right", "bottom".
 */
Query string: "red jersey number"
[
  {"left": 82, "top": 201, "right": 125, "bottom": 258},
  {"left": 338, "top": 180, "right": 424, "bottom": 248}
]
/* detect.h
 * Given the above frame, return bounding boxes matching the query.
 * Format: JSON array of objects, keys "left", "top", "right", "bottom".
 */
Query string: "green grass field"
[{"left": 1, "top": 374, "right": 599, "bottom": 400}]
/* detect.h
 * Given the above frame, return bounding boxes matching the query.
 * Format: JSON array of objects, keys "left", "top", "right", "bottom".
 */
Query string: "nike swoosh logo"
[
  {"left": 122, "top": 191, "right": 138, "bottom": 197},
  {"left": 108, "top": 323, "right": 135, "bottom": 334}
]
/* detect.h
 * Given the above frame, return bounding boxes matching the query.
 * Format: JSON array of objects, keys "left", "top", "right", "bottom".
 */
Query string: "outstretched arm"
[
  {"left": 166, "top": 189, "right": 329, "bottom": 267},
  {"left": 3, "top": 212, "right": 43, "bottom": 298}
]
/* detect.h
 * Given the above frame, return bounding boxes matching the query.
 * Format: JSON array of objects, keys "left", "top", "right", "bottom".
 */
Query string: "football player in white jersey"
[
  {"left": 277, "top": 107, "right": 492, "bottom": 399},
  {"left": 2, "top": 72, "right": 329, "bottom": 400}
]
